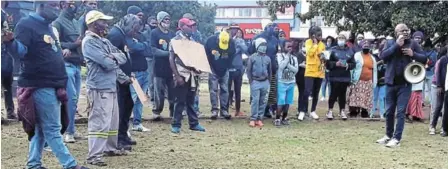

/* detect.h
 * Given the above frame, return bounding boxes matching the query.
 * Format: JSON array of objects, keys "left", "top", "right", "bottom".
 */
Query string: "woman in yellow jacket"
[{"left": 298, "top": 26, "right": 326, "bottom": 121}]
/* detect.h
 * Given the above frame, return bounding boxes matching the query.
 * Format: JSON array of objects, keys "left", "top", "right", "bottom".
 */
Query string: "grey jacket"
[{"left": 82, "top": 31, "right": 128, "bottom": 92}]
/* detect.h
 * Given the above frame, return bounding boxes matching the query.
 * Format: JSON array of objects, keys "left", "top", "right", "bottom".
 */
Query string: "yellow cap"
[
  {"left": 85, "top": 10, "right": 113, "bottom": 25},
  {"left": 219, "top": 31, "right": 230, "bottom": 50}
]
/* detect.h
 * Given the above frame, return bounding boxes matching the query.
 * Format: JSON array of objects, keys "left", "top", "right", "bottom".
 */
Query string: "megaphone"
[{"left": 404, "top": 60, "right": 426, "bottom": 84}]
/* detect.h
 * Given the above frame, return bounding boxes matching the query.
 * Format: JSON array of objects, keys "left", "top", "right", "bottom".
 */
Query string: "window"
[
  {"left": 238, "top": 8, "right": 244, "bottom": 17},
  {"left": 256, "top": 8, "right": 262, "bottom": 17},
  {"left": 244, "top": 8, "right": 252, "bottom": 17}
]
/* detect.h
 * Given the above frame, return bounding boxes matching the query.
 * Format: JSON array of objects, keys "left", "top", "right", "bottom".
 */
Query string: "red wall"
[{"left": 238, "top": 23, "right": 290, "bottom": 39}]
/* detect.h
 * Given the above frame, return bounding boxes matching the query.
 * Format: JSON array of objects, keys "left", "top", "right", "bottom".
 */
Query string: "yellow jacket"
[{"left": 304, "top": 39, "right": 326, "bottom": 78}]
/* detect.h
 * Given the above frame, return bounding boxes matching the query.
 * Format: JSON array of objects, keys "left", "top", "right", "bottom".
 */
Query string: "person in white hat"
[{"left": 82, "top": 10, "right": 129, "bottom": 166}]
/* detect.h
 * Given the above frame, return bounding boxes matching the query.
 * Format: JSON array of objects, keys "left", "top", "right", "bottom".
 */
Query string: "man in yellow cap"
[
  {"left": 205, "top": 30, "right": 236, "bottom": 120},
  {"left": 83, "top": 10, "right": 129, "bottom": 166}
]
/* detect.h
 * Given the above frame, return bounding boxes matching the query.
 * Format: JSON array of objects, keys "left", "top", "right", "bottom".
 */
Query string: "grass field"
[{"left": 2, "top": 83, "right": 448, "bottom": 169}]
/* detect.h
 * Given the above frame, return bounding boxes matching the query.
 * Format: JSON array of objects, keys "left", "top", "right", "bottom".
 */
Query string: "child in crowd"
[
  {"left": 247, "top": 38, "right": 272, "bottom": 127},
  {"left": 274, "top": 40, "right": 299, "bottom": 126}
]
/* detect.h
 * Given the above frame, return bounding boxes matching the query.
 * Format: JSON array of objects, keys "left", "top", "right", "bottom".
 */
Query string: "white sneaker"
[
  {"left": 64, "top": 134, "right": 76, "bottom": 143},
  {"left": 385, "top": 138, "right": 400, "bottom": 148},
  {"left": 297, "top": 112, "right": 305, "bottom": 121},
  {"left": 43, "top": 145, "right": 52, "bottom": 152},
  {"left": 132, "top": 124, "right": 150, "bottom": 132},
  {"left": 308, "top": 97, "right": 313, "bottom": 101},
  {"left": 310, "top": 111, "right": 319, "bottom": 120},
  {"left": 320, "top": 97, "right": 325, "bottom": 102},
  {"left": 340, "top": 110, "right": 348, "bottom": 120},
  {"left": 326, "top": 110, "right": 333, "bottom": 120},
  {"left": 376, "top": 136, "right": 390, "bottom": 145},
  {"left": 429, "top": 127, "right": 436, "bottom": 135}
]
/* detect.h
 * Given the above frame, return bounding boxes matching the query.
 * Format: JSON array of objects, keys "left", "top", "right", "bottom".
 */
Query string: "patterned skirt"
[
  {"left": 407, "top": 91, "right": 424, "bottom": 119},
  {"left": 267, "top": 74, "right": 277, "bottom": 105},
  {"left": 346, "top": 80, "right": 373, "bottom": 111}
]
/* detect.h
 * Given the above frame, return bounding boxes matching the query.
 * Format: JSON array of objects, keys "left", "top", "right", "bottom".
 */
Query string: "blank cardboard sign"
[{"left": 171, "top": 39, "right": 212, "bottom": 73}]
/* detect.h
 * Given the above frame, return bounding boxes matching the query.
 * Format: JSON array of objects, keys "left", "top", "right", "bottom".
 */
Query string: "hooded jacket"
[
  {"left": 53, "top": 9, "right": 83, "bottom": 65},
  {"left": 248, "top": 28, "right": 279, "bottom": 73}
]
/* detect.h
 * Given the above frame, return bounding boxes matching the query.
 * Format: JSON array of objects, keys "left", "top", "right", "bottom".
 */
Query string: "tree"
[
  {"left": 262, "top": 0, "right": 448, "bottom": 38},
  {"left": 99, "top": 1, "right": 217, "bottom": 39}
]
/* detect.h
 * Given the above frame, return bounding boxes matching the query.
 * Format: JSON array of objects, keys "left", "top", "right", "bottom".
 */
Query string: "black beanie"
[{"left": 127, "top": 6, "right": 142, "bottom": 15}]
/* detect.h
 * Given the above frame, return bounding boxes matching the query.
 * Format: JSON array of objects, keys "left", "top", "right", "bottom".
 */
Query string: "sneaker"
[
  {"left": 340, "top": 110, "right": 348, "bottom": 120},
  {"left": 310, "top": 111, "right": 319, "bottom": 120},
  {"left": 74, "top": 133, "right": 87, "bottom": 140},
  {"left": 249, "top": 121, "right": 256, "bottom": 127},
  {"left": 70, "top": 166, "right": 90, "bottom": 169},
  {"left": 441, "top": 130, "right": 447, "bottom": 137},
  {"left": 43, "top": 145, "right": 52, "bottom": 152},
  {"left": 87, "top": 157, "right": 107, "bottom": 166},
  {"left": 380, "top": 115, "right": 385, "bottom": 119},
  {"left": 64, "top": 134, "right": 76, "bottom": 143},
  {"left": 320, "top": 97, "right": 325, "bottom": 102},
  {"left": 7, "top": 113, "right": 17, "bottom": 120},
  {"left": 297, "top": 112, "right": 305, "bottom": 121},
  {"left": 376, "top": 135, "right": 391, "bottom": 145},
  {"left": 326, "top": 110, "right": 334, "bottom": 120},
  {"left": 152, "top": 114, "right": 162, "bottom": 121},
  {"left": 171, "top": 127, "right": 181, "bottom": 134},
  {"left": 211, "top": 111, "right": 218, "bottom": 120},
  {"left": 385, "top": 138, "right": 400, "bottom": 148},
  {"left": 132, "top": 124, "right": 150, "bottom": 132},
  {"left": 273, "top": 119, "right": 281, "bottom": 126},
  {"left": 281, "top": 119, "right": 290, "bottom": 125},
  {"left": 221, "top": 111, "right": 231, "bottom": 120},
  {"left": 256, "top": 120, "right": 264, "bottom": 127},
  {"left": 190, "top": 124, "right": 205, "bottom": 132},
  {"left": 429, "top": 127, "right": 436, "bottom": 135},
  {"left": 308, "top": 96, "right": 312, "bottom": 100},
  {"left": 182, "top": 111, "right": 187, "bottom": 116}
]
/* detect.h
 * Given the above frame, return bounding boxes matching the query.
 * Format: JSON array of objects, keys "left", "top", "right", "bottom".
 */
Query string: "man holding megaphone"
[{"left": 375, "top": 24, "right": 426, "bottom": 148}]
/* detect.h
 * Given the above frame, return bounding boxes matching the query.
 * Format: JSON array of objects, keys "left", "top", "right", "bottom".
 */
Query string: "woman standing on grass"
[
  {"left": 347, "top": 40, "right": 377, "bottom": 118},
  {"left": 325, "top": 33, "right": 356, "bottom": 120}
]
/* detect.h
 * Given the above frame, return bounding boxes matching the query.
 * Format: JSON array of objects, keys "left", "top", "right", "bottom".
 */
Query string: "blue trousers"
[
  {"left": 65, "top": 63, "right": 81, "bottom": 135},
  {"left": 27, "top": 88, "right": 77, "bottom": 169},
  {"left": 385, "top": 84, "right": 411, "bottom": 141},
  {"left": 130, "top": 71, "right": 149, "bottom": 125}
]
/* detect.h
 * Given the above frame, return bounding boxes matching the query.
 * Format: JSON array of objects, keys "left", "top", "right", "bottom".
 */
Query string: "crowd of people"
[{"left": 1, "top": 1, "right": 448, "bottom": 168}]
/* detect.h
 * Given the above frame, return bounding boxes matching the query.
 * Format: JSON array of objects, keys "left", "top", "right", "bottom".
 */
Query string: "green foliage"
[
  {"left": 263, "top": 0, "right": 447, "bottom": 38},
  {"left": 98, "top": 0, "right": 217, "bottom": 38}
]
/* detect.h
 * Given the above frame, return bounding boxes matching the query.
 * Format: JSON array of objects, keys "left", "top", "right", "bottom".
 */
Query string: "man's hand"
[
  {"left": 2, "top": 31, "right": 14, "bottom": 42},
  {"left": 396, "top": 35, "right": 405, "bottom": 47},
  {"left": 74, "top": 37, "right": 82, "bottom": 45},
  {"left": 193, "top": 68, "right": 202, "bottom": 74},
  {"left": 174, "top": 75, "right": 185, "bottom": 87},
  {"left": 402, "top": 48, "right": 414, "bottom": 57},
  {"left": 336, "top": 61, "right": 346, "bottom": 67},
  {"left": 62, "top": 49, "right": 71, "bottom": 57}
]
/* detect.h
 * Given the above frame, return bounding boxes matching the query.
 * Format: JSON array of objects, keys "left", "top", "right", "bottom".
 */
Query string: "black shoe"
[
  {"left": 7, "top": 113, "right": 17, "bottom": 120},
  {"left": 264, "top": 113, "right": 272, "bottom": 119},
  {"left": 70, "top": 165, "right": 90, "bottom": 169},
  {"left": 442, "top": 132, "right": 447, "bottom": 137},
  {"left": 221, "top": 111, "right": 231, "bottom": 120},
  {"left": 211, "top": 111, "right": 218, "bottom": 120},
  {"left": 118, "top": 143, "right": 132, "bottom": 151}
]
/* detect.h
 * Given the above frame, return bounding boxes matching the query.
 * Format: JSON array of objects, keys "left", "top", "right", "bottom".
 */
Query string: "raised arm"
[{"left": 379, "top": 40, "right": 398, "bottom": 62}]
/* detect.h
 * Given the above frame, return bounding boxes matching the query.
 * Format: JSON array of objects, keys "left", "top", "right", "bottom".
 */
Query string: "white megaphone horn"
[{"left": 404, "top": 60, "right": 426, "bottom": 84}]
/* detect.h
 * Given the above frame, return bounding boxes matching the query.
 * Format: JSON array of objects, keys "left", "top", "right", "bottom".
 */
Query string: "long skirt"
[
  {"left": 407, "top": 91, "right": 424, "bottom": 119},
  {"left": 346, "top": 80, "right": 373, "bottom": 111}
]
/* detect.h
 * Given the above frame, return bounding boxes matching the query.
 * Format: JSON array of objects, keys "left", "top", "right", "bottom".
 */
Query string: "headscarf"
[
  {"left": 412, "top": 31, "right": 424, "bottom": 39},
  {"left": 115, "top": 14, "right": 141, "bottom": 36}
]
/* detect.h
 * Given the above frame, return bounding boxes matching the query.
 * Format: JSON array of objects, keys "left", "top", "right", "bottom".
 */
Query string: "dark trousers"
[
  {"left": 153, "top": 76, "right": 175, "bottom": 117},
  {"left": 172, "top": 79, "right": 199, "bottom": 128},
  {"left": 117, "top": 83, "right": 134, "bottom": 145},
  {"left": 300, "top": 77, "right": 322, "bottom": 113},
  {"left": 385, "top": 84, "right": 411, "bottom": 141},
  {"left": 295, "top": 68, "right": 306, "bottom": 112},
  {"left": 1, "top": 74, "right": 14, "bottom": 116},
  {"left": 228, "top": 70, "right": 243, "bottom": 112},
  {"left": 328, "top": 81, "right": 349, "bottom": 111},
  {"left": 431, "top": 90, "right": 444, "bottom": 128},
  {"left": 442, "top": 93, "right": 448, "bottom": 132}
]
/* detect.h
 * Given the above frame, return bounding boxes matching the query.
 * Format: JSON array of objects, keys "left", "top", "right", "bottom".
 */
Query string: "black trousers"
[
  {"left": 295, "top": 68, "right": 306, "bottom": 112},
  {"left": 1, "top": 74, "right": 14, "bottom": 116},
  {"left": 172, "top": 79, "right": 199, "bottom": 128},
  {"left": 328, "top": 81, "right": 349, "bottom": 111},
  {"left": 117, "top": 83, "right": 134, "bottom": 145},
  {"left": 228, "top": 70, "right": 243, "bottom": 112},
  {"left": 300, "top": 77, "right": 322, "bottom": 113},
  {"left": 442, "top": 92, "right": 448, "bottom": 132},
  {"left": 431, "top": 91, "right": 444, "bottom": 128}
]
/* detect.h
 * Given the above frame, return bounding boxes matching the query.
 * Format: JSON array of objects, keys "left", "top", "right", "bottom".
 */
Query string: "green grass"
[{"left": 1, "top": 83, "right": 447, "bottom": 168}]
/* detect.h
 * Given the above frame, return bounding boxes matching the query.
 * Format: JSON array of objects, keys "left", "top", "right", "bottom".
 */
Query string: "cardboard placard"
[
  {"left": 131, "top": 77, "right": 148, "bottom": 103},
  {"left": 170, "top": 39, "right": 212, "bottom": 73}
]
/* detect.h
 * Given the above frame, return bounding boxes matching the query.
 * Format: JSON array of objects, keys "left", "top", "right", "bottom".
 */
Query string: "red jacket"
[{"left": 17, "top": 87, "right": 69, "bottom": 141}]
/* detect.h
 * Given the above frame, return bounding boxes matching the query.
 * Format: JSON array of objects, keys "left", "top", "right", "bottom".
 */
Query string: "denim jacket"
[{"left": 351, "top": 52, "right": 378, "bottom": 88}]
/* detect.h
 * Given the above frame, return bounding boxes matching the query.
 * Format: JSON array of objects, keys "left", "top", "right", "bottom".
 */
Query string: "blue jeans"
[
  {"left": 194, "top": 93, "right": 200, "bottom": 113},
  {"left": 321, "top": 73, "right": 331, "bottom": 98},
  {"left": 208, "top": 72, "right": 229, "bottom": 113},
  {"left": 65, "top": 63, "right": 81, "bottom": 135},
  {"left": 371, "top": 85, "right": 386, "bottom": 117},
  {"left": 27, "top": 88, "right": 77, "bottom": 169},
  {"left": 130, "top": 71, "right": 149, "bottom": 125},
  {"left": 250, "top": 80, "right": 270, "bottom": 121},
  {"left": 385, "top": 84, "right": 411, "bottom": 141},
  {"left": 146, "top": 58, "right": 154, "bottom": 100}
]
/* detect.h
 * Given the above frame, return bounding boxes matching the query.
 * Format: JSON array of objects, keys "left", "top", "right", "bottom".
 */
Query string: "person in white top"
[{"left": 274, "top": 40, "right": 299, "bottom": 126}]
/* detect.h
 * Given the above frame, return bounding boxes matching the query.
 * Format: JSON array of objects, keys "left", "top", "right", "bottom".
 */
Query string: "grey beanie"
[
  {"left": 157, "top": 11, "right": 170, "bottom": 23},
  {"left": 127, "top": 6, "right": 142, "bottom": 15}
]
